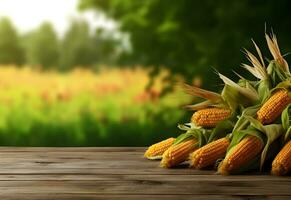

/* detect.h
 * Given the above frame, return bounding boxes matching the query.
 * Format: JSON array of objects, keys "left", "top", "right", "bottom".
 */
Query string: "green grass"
[{"left": 0, "top": 66, "right": 192, "bottom": 146}]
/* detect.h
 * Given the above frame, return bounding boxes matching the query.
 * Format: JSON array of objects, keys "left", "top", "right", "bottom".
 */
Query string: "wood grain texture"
[{"left": 0, "top": 147, "right": 289, "bottom": 200}]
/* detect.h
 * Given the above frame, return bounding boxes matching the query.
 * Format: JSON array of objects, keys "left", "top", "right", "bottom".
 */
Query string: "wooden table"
[{"left": 0, "top": 147, "right": 290, "bottom": 199}]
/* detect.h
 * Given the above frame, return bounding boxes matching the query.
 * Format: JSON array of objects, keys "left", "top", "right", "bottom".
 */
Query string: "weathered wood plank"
[
  {"left": 0, "top": 167, "right": 214, "bottom": 175},
  {"left": 0, "top": 162, "right": 170, "bottom": 170},
  {"left": 0, "top": 152, "right": 146, "bottom": 161},
  {"left": 0, "top": 147, "right": 145, "bottom": 152},
  {"left": 0, "top": 151, "right": 199, "bottom": 171},
  {"left": 0, "top": 194, "right": 289, "bottom": 200},
  {"left": 0, "top": 179, "right": 288, "bottom": 195},
  {"left": 0, "top": 174, "right": 286, "bottom": 181}
]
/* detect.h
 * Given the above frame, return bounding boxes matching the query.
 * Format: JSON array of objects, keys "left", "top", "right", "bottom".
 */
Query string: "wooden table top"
[{"left": 0, "top": 147, "right": 289, "bottom": 199}]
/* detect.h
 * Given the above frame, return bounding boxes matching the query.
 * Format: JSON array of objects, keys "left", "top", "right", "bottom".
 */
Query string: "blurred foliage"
[
  {"left": 79, "top": 0, "right": 291, "bottom": 90},
  {"left": 23, "top": 22, "right": 59, "bottom": 68},
  {"left": 0, "top": 17, "right": 121, "bottom": 70},
  {"left": 93, "top": 28, "right": 122, "bottom": 65},
  {"left": 0, "top": 18, "right": 24, "bottom": 65},
  {"left": 60, "top": 20, "right": 96, "bottom": 70}
]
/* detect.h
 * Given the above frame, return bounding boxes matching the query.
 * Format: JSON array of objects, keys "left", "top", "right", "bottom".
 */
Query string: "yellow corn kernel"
[
  {"left": 189, "top": 137, "right": 230, "bottom": 169},
  {"left": 144, "top": 137, "right": 175, "bottom": 160},
  {"left": 191, "top": 108, "right": 231, "bottom": 128},
  {"left": 257, "top": 89, "right": 291, "bottom": 124},
  {"left": 271, "top": 140, "right": 291, "bottom": 176},
  {"left": 218, "top": 135, "right": 264, "bottom": 175},
  {"left": 161, "top": 139, "right": 197, "bottom": 168}
]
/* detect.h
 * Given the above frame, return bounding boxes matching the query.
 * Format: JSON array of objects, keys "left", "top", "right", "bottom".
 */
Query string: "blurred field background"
[
  {"left": 0, "top": 0, "right": 291, "bottom": 146},
  {"left": 0, "top": 66, "right": 190, "bottom": 146}
]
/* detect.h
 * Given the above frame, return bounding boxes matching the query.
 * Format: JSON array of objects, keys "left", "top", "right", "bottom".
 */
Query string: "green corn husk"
[
  {"left": 232, "top": 104, "right": 261, "bottom": 132},
  {"left": 184, "top": 78, "right": 258, "bottom": 112},
  {"left": 219, "top": 74, "right": 259, "bottom": 108},
  {"left": 257, "top": 79, "right": 271, "bottom": 102},
  {"left": 175, "top": 117, "right": 234, "bottom": 151},
  {"left": 223, "top": 116, "right": 283, "bottom": 174},
  {"left": 267, "top": 61, "right": 290, "bottom": 87},
  {"left": 220, "top": 84, "right": 250, "bottom": 111},
  {"left": 245, "top": 116, "right": 283, "bottom": 170},
  {"left": 176, "top": 123, "right": 211, "bottom": 148},
  {"left": 281, "top": 105, "right": 291, "bottom": 142},
  {"left": 207, "top": 120, "right": 234, "bottom": 143}
]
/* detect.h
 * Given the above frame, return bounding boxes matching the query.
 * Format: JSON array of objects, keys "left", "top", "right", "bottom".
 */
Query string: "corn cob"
[
  {"left": 218, "top": 135, "right": 264, "bottom": 175},
  {"left": 257, "top": 89, "right": 291, "bottom": 124},
  {"left": 271, "top": 140, "right": 291, "bottom": 176},
  {"left": 191, "top": 108, "right": 231, "bottom": 128},
  {"left": 161, "top": 139, "right": 198, "bottom": 168},
  {"left": 189, "top": 137, "right": 230, "bottom": 169},
  {"left": 144, "top": 137, "right": 175, "bottom": 160}
]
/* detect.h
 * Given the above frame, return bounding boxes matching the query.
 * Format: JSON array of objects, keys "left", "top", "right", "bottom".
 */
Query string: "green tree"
[
  {"left": 79, "top": 0, "right": 291, "bottom": 90},
  {"left": 23, "top": 22, "right": 59, "bottom": 69},
  {"left": 0, "top": 17, "right": 24, "bottom": 65},
  {"left": 92, "top": 28, "right": 121, "bottom": 65},
  {"left": 60, "top": 19, "right": 96, "bottom": 70}
]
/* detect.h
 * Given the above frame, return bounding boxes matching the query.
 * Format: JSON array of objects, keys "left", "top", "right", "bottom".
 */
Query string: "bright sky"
[{"left": 0, "top": 0, "right": 116, "bottom": 37}]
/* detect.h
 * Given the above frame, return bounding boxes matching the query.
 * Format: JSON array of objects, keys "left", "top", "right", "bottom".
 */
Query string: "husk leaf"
[
  {"left": 184, "top": 100, "right": 214, "bottom": 111},
  {"left": 232, "top": 104, "right": 261, "bottom": 132},
  {"left": 257, "top": 79, "right": 271, "bottom": 102},
  {"left": 267, "top": 61, "right": 290, "bottom": 87},
  {"left": 265, "top": 33, "right": 290, "bottom": 73},
  {"left": 175, "top": 124, "right": 211, "bottom": 147},
  {"left": 244, "top": 116, "right": 283, "bottom": 170},
  {"left": 221, "top": 84, "right": 255, "bottom": 111},
  {"left": 227, "top": 127, "right": 264, "bottom": 153},
  {"left": 182, "top": 84, "right": 222, "bottom": 103},
  {"left": 281, "top": 105, "right": 291, "bottom": 141},
  {"left": 219, "top": 73, "right": 259, "bottom": 102},
  {"left": 207, "top": 120, "right": 234, "bottom": 143}
]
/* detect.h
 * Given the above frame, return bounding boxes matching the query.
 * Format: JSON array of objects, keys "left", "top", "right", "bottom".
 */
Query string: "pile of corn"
[{"left": 144, "top": 33, "right": 291, "bottom": 176}]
